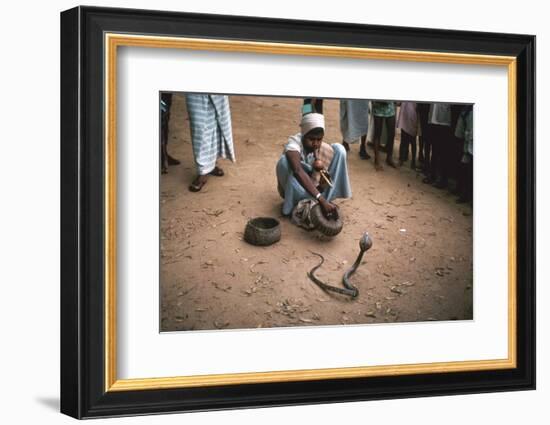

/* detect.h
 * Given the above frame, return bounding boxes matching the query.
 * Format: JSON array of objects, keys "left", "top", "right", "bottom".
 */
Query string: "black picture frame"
[{"left": 60, "top": 5, "right": 535, "bottom": 419}]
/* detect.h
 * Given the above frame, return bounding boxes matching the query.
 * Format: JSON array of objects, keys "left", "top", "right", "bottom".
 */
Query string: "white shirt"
[{"left": 284, "top": 133, "right": 316, "bottom": 164}]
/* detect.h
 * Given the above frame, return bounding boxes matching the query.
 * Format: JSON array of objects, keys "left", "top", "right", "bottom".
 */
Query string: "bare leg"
[
  {"left": 411, "top": 135, "right": 417, "bottom": 169},
  {"left": 385, "top": 115, "right": 397, "bottom": 168},
  {"left": 341, "top": 140, "right": 350, "bottom": 152},
  {"left": 161, "top": 143, "right": 168, "bottom": 174},
  {"left": 359, "top": 134, "right": 370, "bottom": 159},
  {"left": 160, "top": 93, "right": 176, "bottom": 173},
  {"left": 373, "top": 116, "right": 384, "bottom": 171}
]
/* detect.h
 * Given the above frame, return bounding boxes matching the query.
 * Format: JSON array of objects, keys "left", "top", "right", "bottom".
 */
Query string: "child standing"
[
  {"left": 397, "top": 102, "right": 419, "bottom": 169},
  {"left": 372, "top": 101, "right": 397, "bottom": 170}
]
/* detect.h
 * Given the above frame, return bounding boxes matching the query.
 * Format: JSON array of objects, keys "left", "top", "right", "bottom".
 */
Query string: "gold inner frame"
[{"left": 104, "top": 33, "right": 517, "bottom": 392}]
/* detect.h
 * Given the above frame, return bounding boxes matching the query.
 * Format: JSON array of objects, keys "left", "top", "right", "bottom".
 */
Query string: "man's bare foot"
[
  {"left": 374, "top": 161, "right": 384, "bottom": 171},
  {"left": 189, "top": 175, "right": 208, "bottom": 192}
]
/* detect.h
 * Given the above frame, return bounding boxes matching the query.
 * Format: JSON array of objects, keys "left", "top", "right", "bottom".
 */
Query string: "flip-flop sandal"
[
  {"left": 189, "top": 178, "right": 207, "bottom": 192},
  {"left": 359, "top": 150, "right": 371, "bottom": 160},
  {"left": 209, "top": 166, "right": 224, "bottom": 177}
]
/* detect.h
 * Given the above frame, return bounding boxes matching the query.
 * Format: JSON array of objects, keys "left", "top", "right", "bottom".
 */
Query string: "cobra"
[{"left": 308, "top": 232, "right": 373, "bottom": 298}]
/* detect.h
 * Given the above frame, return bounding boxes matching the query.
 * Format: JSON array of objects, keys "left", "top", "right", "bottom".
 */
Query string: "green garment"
[{"left": 372, "top": 101, "right": 396, "bottom": 117}]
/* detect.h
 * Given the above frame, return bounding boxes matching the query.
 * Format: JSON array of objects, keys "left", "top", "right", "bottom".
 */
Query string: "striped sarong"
[{"left": 185, "top": 94, "right": 236, "bottom": 175}]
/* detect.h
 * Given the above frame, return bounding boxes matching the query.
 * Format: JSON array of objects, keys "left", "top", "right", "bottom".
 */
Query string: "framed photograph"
[{"left": 60, "top": 6, "right": 535, "bottom": 419}]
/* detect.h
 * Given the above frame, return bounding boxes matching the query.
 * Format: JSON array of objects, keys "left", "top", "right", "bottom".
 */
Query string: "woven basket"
[{"left": 244, "top": 217, "right": 281, "bottom": 246}]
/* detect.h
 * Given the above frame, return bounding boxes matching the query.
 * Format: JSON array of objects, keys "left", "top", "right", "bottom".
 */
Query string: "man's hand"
[{"left": 319, "top": 198, "right": 339, "bottom": 220}]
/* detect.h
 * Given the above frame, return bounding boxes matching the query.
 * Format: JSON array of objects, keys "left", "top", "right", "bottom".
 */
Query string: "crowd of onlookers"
[
  {"left": 160, "top": 94, "right": 473, "bottom": 206},
  {"left": 320, "top": 98, "right": 474, "bottom": 204}
]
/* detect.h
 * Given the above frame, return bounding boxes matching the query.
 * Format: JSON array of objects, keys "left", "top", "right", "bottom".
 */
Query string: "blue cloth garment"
[
  {"left": 276, "top": 143, "right": 352, "bottom": 216},
  {"left": 185, "top": 94, "right": 235, "bottom": 175},
  {"left": 340, "top": 99, "right": 369, "bottom": 143}
]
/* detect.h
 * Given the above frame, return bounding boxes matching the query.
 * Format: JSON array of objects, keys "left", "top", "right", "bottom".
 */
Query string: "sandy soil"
[{"left": 160, "top": 94, "right": 473, "bottom": 332}]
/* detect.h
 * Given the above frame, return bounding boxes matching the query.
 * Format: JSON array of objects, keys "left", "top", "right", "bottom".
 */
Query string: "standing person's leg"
[
  {"left": 367, "top": 107, "right": 375, "bottom": 148},
  {"left": 160, "top": 93, "right": 171, "bottom": 173},
  {"left": 385, "top": 115, "right": 397, "bottom": 168},
  {"left": 373, "top": 116, "right": 384, "bottom": 171},
  {"left": 417, "top": 134, "right": 424, "bottom": 164},
  {"left": 449, "top": 134, "right": 463, "bottom": 193},
  {"left": 186, "top": 94, "right": 227, "bottom": 192},
  {"left": 435, "top": 126, "right": 451, "bottom": 189},
  {"left": 466, "top": 157, "right": 473, "bottom": 202},
  {"left": 379, "top": 120, "right": 387, "bottom": 152},
  {"left": 164, "top": 94, "right": 179, "bottom": 165},
  {"left": 339, "top": 100, "right": 350, "bottom": 152},
  {"left": 455, "top": 130, "right": 466, "bottom": 191},
  {"left": 341, "top": 140, "right": 350, "bottom": 152},
  {"left": 411, "top": 135, "right": 417, "bottom": 170},
  {"left": 417, "top": 103, "right": 430, "bottom": 172},
  {"left": 457, "top": 155, "right": 473, "bottom": 203},
  {"left": 314, "top": 99, "right": 324, "bottom": 114},
  {"left": 423, "top": 131, "right": 432, "bottom": 176},
  {"left": 399, "top": 130, "right": 411, "bottom": 166},
  {"left": 447, "top": 104, "right": 463, "bottom": 191},
  {"left": 303, "top": 98, "right": 323, "bottom": 115},
  {"left": 161, "top": 101, "right": 169, "bottom": 174},
  {"left": 417, "top": 108, "right": 424, "bottom": 165},
  {"left": 161, "top": 93, "right": 179, "bottom": 172},
  {"left": 359, "top": 134, "right": 370, "bottom": 159},
  {"left": 456, "top": 159, "right": 466, "bottom": 202},
  {"left": 424, "top": 124, "right": 439, "bottom": 184}
]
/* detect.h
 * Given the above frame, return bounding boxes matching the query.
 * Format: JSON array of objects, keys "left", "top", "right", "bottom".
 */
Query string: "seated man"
[{"left": 276, "top": 113, "right": 352, "bottom": 218}]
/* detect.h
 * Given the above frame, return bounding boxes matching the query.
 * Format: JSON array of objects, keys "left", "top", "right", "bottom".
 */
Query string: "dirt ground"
[{"left": 160, "top": 94, "right": 473, "bottom": 332}]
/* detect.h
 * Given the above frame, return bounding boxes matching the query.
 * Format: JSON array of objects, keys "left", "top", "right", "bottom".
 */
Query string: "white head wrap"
[{"left": 300, "top": 113, "right": 325, "bottom": 136}]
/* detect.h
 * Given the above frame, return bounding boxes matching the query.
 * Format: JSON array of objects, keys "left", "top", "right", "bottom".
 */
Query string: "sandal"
[
  {"left": 189, "top": 176, "right": 207, "bottom": 192},
  {"left": 209, "top": 166, "right": 224, "bottom": 177}
]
